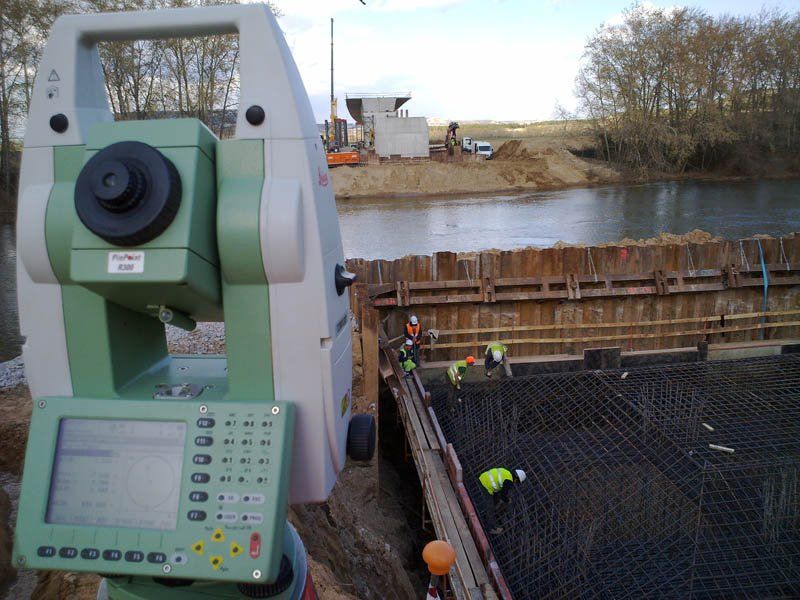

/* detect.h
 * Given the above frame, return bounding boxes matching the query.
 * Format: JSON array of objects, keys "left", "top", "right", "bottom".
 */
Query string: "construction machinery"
[
  {"left": 12, "top": 4, "right": 371, "bottom": 599},
  {"left": 445, "top": 121, "right": 459, "bottom": 147}
]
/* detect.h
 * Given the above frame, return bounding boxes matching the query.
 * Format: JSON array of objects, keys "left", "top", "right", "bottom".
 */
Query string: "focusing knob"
[
  {"left": 91, "top": 159, "right": 145, "bottom": 213},
  {"left": 75, "top": 141, "right": 181, "bottom": 246}
]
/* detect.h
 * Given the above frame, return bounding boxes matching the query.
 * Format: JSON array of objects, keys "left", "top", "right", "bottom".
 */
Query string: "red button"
[{"left": 249, "top": 532, "right": 261, "bottom": 559}]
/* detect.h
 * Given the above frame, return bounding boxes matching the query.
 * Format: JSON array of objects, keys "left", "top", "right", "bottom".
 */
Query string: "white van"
[{"left": 474, "top": 141, "right": 493, "bottom": 159}]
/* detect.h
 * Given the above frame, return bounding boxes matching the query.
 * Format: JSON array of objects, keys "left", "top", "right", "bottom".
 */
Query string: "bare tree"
[{"left": 576, "top": 3, "right": 800, "bottom": 174}]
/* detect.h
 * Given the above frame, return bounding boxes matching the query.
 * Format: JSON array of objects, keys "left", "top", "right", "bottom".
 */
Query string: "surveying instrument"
[{"left": 13, "top": 4, "right": 372, "bottom": 598}]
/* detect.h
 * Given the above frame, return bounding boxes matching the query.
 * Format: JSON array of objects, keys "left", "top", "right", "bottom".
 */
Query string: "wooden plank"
[
  {"left": 431, "top": 309, "right": 800, "bottom": 336},
  {"left": 361, "top": 307, "right": 380, "bottom": 415},
  {"left": 430, "top": 320, "right": 800, "bottom": 349}
]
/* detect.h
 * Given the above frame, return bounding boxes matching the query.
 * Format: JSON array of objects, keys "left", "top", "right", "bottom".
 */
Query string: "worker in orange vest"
[{"left": 405, "top": 315, "right": 423, "bottom": 365}]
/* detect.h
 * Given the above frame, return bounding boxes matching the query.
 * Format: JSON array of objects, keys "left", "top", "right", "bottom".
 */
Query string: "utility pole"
[{"left": 329, "top": 17, "right": 337, "bottom": 147}]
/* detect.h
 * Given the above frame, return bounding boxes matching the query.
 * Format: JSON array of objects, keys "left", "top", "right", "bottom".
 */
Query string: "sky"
[{"left": 264, "top": 0, "right": 798, "bottom": 123}]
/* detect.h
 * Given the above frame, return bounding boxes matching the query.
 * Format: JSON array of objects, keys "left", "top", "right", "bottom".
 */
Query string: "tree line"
[
  {"left": 0, "top": 0, "right": 278, "bottom": 213},
  {"left": 576, "top": 4, "right": 800, "bottom": 174}
]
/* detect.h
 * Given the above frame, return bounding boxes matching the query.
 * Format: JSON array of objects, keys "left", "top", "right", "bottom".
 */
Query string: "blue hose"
[{"left": 757, "top": 239, "right": 769, "bottom": 340}]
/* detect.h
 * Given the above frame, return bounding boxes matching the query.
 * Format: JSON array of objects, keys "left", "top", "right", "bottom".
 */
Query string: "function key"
[
  {"left": 187, "top": 510, "right": 207, "bottom": 522},
  {"left": 195, "top": 436, "right": 213, "bottom": 447},
  {"left": 242, "top": 493, "right": 265, "bottom": 505},
  {"left": 193, "top": 454, "right": 212, "bottom": 465},
  {"left": 59, "top": 547, "right": 78, "bottom": 559},
  {"left": 241, "top": 512, "right": 263, "bottom": 524},
  {"left": 80, "top": 548, "right": 100, "bottom": 560},
  {"left": 197, "top": 417, "right": 215, "bottom": 429},
  {"left": 125, "top": 550, "right": 144, "bottom": 563},
  {"left": 215, "top": 511, "right": 238, "bottom": 523},
  {"left": 37, "top": 546, "right": 56, "bottom": 558},
  {"left": 189, "top": 491, "right": 209, "bottom": 502},
  {"left": 191, "top": 472, "right": 210, "bottom": 484},
  {"left": 147, "top": 552, "right": 167, "bottom": 564},
  {"left": 217, "top": 492, "right": 239, "bottom": 504},
  {"left": 103, "top": 549, "right": 122, "bottom": 561}
]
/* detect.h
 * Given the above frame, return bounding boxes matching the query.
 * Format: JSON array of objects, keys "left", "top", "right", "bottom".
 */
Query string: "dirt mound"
[
  {"left": 491, "top": 139, "right": 540, "bottom": 161},
  {"left": 333, "top": 140, "right": 621, "bottom": 199},
  {"left": 0, "top": 386, "right": 30, "bottom": 476}
]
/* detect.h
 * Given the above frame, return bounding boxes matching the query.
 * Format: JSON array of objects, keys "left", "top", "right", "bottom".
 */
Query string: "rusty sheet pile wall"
[{"left": 347, "top": 235, "right": 800, "bottom": 361}]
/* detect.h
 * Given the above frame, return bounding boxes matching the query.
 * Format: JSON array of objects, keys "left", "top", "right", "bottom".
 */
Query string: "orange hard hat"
[{"left": 465, "top": 356, "right": 476, "bottom": 365}]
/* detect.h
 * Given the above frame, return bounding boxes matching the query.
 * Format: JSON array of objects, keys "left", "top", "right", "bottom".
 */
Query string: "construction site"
[
  {"left": 344, "top": 233, "right": 800, "bottom": 599},
  {"left": 2, "top": 2, "right": 800, "bottom": 600}
]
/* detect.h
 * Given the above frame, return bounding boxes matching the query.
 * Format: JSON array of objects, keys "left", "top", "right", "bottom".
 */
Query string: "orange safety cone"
[{"left": 422, "top": 540, "right": 456, "bottom": 599}]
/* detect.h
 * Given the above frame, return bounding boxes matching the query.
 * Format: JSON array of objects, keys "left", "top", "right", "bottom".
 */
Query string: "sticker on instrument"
[
  {"left": 341, "top": 391, "right": 350, "bottom": 417},
  {"left": 108, "top": 251, "right": 144, "bottom": 274}
]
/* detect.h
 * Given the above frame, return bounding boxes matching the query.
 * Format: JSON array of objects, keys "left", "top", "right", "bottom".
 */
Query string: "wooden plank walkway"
[{"left": 378, "top": 343, "right": 503, "bottom": 600}]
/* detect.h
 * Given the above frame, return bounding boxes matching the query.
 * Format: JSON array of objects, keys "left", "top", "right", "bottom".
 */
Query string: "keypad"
[{"left": 103, "top": 549, "right": 122, "bottom": 561}]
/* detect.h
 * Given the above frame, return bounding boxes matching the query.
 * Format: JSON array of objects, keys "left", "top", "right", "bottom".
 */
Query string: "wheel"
[{"left": 347, "top": 414, "right": 376, "bottom": 461}]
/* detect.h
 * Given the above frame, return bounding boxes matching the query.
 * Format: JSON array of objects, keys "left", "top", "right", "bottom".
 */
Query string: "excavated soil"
[
  {"left": 0, "top": 331, "right": 424, "bottom": 599},
  {"left": 332, "top": 139, "right": 621, "bottom": 199}
]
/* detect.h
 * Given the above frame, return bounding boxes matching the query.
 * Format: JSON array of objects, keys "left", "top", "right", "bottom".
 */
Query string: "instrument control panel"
[{"left": 13, "top": 396, "right": 294, "bottom": 584}]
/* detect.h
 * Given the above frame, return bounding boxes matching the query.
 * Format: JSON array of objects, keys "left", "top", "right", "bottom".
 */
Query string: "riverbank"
[
  {"left": 332, "top": 138, "right": 623, "bottom": 199},
  {"left": 0, "top": 330, "right": 426, "bottom": 600},
  {"left": 332, "top": 138, "right": 800, "bottom": 201}
]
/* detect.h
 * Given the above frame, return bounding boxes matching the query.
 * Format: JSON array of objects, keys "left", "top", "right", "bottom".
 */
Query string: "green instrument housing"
[{"left": 13, "top": 119, "right": 292, "bottom": 587}]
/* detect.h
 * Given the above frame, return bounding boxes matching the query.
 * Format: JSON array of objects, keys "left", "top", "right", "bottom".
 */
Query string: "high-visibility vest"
[
  {"left": 406, "top": 322, "right": 421, "bottom": 341},
  {"left": 447, "top": 360, "right": 468, "bottom": 386},
  {"left": 479, "top": 468, "right": 513, "bottom": 495},
  {"left": 485, "top": 342, "right": 507, "bottom": 358}
]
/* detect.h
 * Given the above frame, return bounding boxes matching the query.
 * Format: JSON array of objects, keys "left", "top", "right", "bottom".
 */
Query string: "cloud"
[
  {"left": 259, "top": 0, "right": 585, "bottom": 121},
  {"left": 266, "top": 0, "right": 468, "bottom": 16}
]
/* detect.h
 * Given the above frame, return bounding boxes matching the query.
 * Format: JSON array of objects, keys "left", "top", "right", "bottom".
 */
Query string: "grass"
[{"left": 428, "top": 119, "right": 594, "bottom": 145}]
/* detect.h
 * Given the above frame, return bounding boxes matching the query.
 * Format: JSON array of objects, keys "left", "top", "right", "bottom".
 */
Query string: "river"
[{"left": 1, "top": 178, "right": 799, "bottom": 361}]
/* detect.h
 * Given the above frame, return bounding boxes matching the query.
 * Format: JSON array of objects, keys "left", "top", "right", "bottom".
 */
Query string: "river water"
[{"left": 1, "top": 178, "right": 799, "bottom": 361}]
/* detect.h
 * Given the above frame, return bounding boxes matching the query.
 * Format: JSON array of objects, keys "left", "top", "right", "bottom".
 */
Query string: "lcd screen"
[{"left": 46, "top": 419, "right": 187, "bottom": 531}]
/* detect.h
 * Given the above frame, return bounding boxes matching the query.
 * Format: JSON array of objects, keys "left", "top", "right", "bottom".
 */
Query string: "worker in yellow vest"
[
  {"left": 446, "top": 355, "right": 475, "bottom": 410},
  {"left": 479, "top": 467, "right": 527, "bottom": 534},
  {"left": 484, "top": 341, "right": 512, "bottom": 378},
  {"left": 397, "top": 339, "right": 417, "bottom": 377}
]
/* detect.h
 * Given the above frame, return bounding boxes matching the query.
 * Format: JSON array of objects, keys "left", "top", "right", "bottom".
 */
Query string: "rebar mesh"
[{"left": 432, "top": 354, "right": 800, "bottom": 599}]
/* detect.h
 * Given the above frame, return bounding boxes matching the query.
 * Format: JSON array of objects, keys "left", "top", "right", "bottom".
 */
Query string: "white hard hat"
[
  {"left": 515, "top": 469, "right": 527, "bottom": 483},
  {"left": 493, "top": 350, "right": 503, "bottom": 363},
  {"left": 405, "top": 339, "right": 413, "bottom": 346},
  {"left": 410, "top": 315, "right": 418, "bottom": 325}
]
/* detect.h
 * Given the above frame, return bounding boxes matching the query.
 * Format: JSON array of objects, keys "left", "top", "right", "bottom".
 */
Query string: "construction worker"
[
  {"left": 397, "top": 339, "right": 416, "bottom": 376},
  {"left": 405, "top": 315, "right": 423, "bottom": 366},
  {"left": 478, "top": 467, "right": 527, "bottom": 534},
  {"left": 446, "top": 355, "right": 475, "bottom": 410},
  {"left": 485, "top": 341, "right": 512, "bottom": 378}
]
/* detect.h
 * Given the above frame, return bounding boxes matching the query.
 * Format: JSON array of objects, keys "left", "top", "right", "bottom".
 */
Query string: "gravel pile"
[
  {"left": 0, "top": 357, "right": 25, "bottom": 390},
  {"left": 0, "top": 323, "right": 227, "bottom": 391},
  {"left": 166, "top": 322, "right": 226, "bottom": 355}
]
